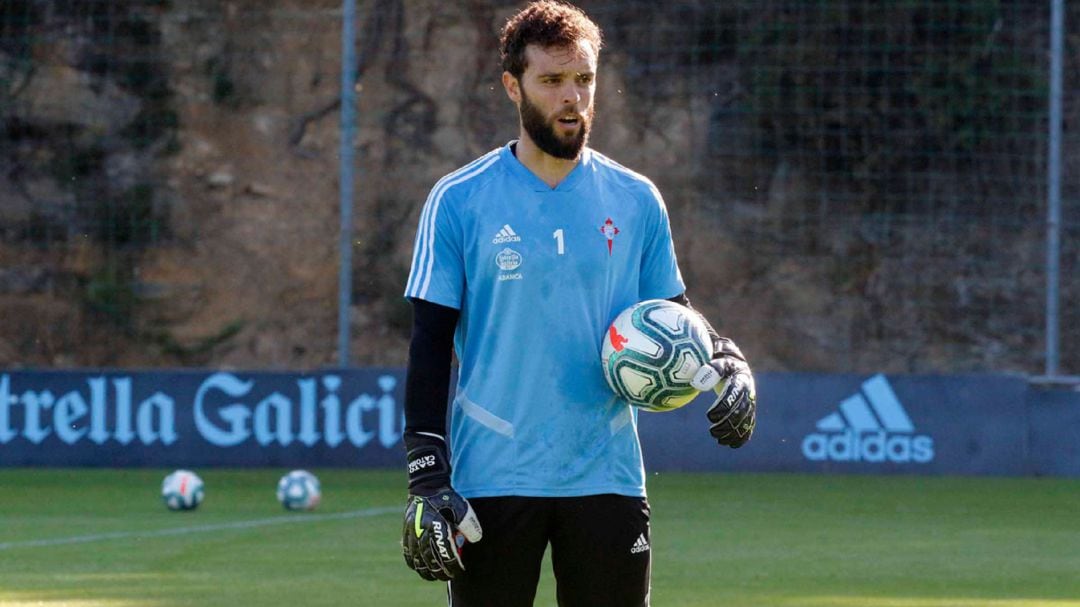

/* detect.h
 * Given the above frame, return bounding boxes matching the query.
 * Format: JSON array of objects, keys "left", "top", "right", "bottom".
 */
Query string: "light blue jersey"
[{"left": 404, "top": 142, "right": 685, "bottom": 498}]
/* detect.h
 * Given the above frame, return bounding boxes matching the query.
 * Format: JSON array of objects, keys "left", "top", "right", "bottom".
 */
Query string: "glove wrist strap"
[
  {"left": 714, "top": 336, "right": 747, "bottom": 363},
  {"left": 405, "top": 431, "right": 451, "bottom": 493}
]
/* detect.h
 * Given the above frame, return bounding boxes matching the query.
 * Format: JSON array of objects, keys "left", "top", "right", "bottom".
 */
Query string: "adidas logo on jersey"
[
  {"left": 630, "top": 533, "right": 650, "bottom": 554},
  {"left": 802, "top": 374, "right": 934, "bottom": 464},
  {"left": 492, "top": 224, "right": 521, "bottom": 244}
]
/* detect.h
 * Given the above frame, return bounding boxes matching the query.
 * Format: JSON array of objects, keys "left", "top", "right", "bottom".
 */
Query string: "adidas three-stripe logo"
[
  {"left": 492, "top": 224, "right": 521, "bottom": 244},
  {"left": 802, "top": 374, "right": 935, "bottom": 464},
  {"left": 630, "top": 533, "right": 650, "bottom": 554}
]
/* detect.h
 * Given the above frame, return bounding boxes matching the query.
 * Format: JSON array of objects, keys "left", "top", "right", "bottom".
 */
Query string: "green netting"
[{"left": 0, "top": 1, "right": 1075, "bottom": 373}]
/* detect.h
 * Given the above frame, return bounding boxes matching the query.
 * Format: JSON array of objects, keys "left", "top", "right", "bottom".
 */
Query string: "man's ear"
[{"left": 502, "top": 71, "right": 521, "bottom": 105}]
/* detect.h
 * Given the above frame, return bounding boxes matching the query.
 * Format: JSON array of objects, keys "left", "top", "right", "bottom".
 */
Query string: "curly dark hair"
[{"left": 499, "top": 1, "right": 603, "bottom": 78}]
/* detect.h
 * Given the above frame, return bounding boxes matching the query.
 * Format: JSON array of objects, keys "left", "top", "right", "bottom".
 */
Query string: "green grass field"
[{"left": 1, "top": 469, "right": 1078, "bottom": 606}]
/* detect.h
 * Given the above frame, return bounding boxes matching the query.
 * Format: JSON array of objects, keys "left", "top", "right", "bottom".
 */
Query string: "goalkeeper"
[{"left": 399, "top": 2, "right": 756, "bottom": 605}]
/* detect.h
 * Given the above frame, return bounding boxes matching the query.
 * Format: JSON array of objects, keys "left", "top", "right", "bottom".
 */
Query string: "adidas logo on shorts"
[
  {"left": 492, "top": 224, "right": 521, "bottom": 244},
  {"left": 630, "top": 533, "right": 650, "bottom": 554}
]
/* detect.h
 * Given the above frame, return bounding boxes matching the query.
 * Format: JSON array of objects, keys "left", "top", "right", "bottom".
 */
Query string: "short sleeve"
[
  {"left": 403, "top": 186, "right": 465, "bottom": 309},
  {"left": 639, "top": 185, "right": 686, "bottom": 300}
]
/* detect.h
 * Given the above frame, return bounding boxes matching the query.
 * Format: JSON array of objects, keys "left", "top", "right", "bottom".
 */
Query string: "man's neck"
[{"left": 514, "top": 134, "right": 581, "bottom": 188}]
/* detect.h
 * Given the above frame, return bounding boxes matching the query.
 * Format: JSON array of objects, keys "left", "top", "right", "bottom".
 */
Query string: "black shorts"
[{"left": 447, "top": 494, "right": 651, "bottom": 607}]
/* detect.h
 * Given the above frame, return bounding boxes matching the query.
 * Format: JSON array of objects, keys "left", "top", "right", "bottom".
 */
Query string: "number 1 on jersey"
[{"left": 553, "top": 229, "right": 565, "bottom": 255}]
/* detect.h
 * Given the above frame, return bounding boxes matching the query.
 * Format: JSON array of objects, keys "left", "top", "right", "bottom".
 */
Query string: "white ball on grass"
[
  {"left": 276, "top": 470, "right": 321, "bottom": 511},
  {"left": 161, "top": 469, "right": 204, "bottom": 511}
]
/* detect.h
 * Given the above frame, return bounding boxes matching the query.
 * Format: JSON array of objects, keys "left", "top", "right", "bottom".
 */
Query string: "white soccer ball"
[
  {"left": 161, "top": 469, "right": 204, "bottom": 511},
  {"left": 276, "top": 470, "right": 321, "bottom": 511},
  {"left": 601, "top": 299, "right": 713, "bottom": 412}
]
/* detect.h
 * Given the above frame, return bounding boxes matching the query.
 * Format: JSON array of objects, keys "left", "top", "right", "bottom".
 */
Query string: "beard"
[{"left": 519, "top": 88, "right": 592, "bottom": 160}]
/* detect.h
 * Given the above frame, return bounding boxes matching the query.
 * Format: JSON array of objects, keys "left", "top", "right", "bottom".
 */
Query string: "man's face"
[{"left": 512, "top": 42, "right": 597, "bottom": 160}]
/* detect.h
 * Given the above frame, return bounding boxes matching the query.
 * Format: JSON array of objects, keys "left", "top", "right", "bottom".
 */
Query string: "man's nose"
[{"left": 562, "top": 83, "right": 582, "bottom": 106}]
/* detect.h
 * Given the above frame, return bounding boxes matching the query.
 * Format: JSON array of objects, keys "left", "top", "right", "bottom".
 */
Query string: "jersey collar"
[{"left": 501, "top": 140, "right": 592, "bottom": 193}]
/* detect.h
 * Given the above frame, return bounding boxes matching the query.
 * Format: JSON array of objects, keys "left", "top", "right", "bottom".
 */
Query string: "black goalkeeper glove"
[
  {"left": 690, "top": 337, "right": 757, "bottom": 448},
  {"left": 401, "top": 432, "right": 483, "bottom": 581}
]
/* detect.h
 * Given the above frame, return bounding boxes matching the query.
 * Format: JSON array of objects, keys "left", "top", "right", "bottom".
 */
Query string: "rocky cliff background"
[{"left": 1, "top": 0, "right": 1077, "bottom": 374}]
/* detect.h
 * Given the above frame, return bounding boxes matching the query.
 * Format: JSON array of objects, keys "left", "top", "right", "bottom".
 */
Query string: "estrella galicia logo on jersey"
[
  {"left": 496, "top": 248, "right": 522, "bottom": 271},
  {"left": 599, "top": 217, "right": 619, "bottom": 256},
  {"left": 495, "top": 247, "right": 523, "bottom": 281},
  {"left": 802, "top": 374, "right": 934, "bottom": 464},
  {"left": 492, "top": 224, "right": 521, "bottom": 244}
]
